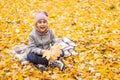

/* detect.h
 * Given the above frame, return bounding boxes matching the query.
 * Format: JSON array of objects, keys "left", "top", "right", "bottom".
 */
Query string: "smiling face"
[{"left": 36, "top": 19, "right": 48, "bottom": 33}]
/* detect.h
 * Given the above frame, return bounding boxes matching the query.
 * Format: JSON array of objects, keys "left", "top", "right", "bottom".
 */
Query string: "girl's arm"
[
  {"left": 27, "top": 35, "right": 42, "bottom": 55},
  {"left": 51, "top": 29, "right": 56, "bottom": 46}
]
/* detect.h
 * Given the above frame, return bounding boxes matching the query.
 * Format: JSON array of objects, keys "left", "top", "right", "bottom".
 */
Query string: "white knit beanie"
[{"left": 34, "top": 10, "right": 48, "bottom": 22}]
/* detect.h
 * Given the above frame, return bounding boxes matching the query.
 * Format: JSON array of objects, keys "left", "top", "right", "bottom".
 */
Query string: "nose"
[{"left": 41, "top": 22, "right": 45, "bottom": 25}]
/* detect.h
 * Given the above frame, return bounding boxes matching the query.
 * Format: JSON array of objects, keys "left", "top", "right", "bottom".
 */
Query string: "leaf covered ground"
[{"left": 0, "top": 0, "right": 120, "bottom": 80}]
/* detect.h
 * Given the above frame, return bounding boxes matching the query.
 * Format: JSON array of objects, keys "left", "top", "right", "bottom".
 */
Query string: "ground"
[{"left": 0, "top": 0, "right": 120, "bottom": 80}]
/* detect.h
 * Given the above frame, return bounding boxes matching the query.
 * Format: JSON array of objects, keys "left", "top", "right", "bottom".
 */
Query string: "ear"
[{"left": 35, "top": 22, "right": 39, "bottom": 28}]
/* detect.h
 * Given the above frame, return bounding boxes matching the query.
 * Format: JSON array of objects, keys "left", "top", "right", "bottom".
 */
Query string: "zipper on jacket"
[{"left": 41, "top": 36, "right": 44, "bottom": 49}]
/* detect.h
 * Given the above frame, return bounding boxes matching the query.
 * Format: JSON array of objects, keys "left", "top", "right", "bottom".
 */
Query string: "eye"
[
  {"left": 43, "top": 21, "right": 47, "bottom": 23},
  {"left": 38, "top": 21, "right": 42, "bottom": 24}
]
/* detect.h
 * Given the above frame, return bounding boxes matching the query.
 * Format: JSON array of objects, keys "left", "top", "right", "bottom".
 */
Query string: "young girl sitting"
[{"left": 26, "top": 10, "right": 65, "bottom": 71}]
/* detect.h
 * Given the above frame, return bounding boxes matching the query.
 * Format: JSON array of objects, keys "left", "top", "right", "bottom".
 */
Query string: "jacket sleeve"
[
  {"left": 51, "top": 29, "right": 56, "bottom": 46},
  {"left": 27, "top": 35, "right": 41, "bottom": 55}
]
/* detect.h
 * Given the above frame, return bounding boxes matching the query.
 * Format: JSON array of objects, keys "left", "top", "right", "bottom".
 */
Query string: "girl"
[{"left": 26, "top": 10, "right": 65, "bottom": 71}]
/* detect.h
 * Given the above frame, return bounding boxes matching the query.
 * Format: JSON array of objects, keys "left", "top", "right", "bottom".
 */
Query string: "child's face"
[{"left": 36, "top": 19, "right": 48, "bottom": 32}]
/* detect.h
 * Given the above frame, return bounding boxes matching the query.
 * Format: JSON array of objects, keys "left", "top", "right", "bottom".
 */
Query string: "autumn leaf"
[
  {"left": 0, "top": 0, "right": 120, "bottom": 80},
  {"left": 42, "top": 43, "right": 62, "bottom": 62}
]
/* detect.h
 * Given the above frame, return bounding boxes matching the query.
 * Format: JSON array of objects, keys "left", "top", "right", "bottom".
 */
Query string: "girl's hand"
[
  {"left": 40, "top": 50, "right": 45, "bottom": 55},
  {"left": 42, "top": 50, "right": 51, "bottom": 60}
]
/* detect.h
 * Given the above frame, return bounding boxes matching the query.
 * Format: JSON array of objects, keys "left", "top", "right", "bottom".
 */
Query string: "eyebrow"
[{"left": 38, "top": 20, "right": 47, "bottom": 22}]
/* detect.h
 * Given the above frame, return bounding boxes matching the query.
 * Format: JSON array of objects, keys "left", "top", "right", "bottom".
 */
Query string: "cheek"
[
  {"left": 36, "top": 23, "right": 40, "bottom": 27},
  {"left": 45, "top": 23, "right": 48, "bottom": 27}
]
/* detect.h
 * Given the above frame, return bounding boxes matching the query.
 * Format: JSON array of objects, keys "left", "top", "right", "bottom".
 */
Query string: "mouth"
[
  {"left": 39, "top": 26, "right": 45, "bottom": 29},
  {"left": 40, "top": 27, "right": 45, "bottom": 29},
  {"left": 39, "top": 27, "right": 47, "bottom": 31}
]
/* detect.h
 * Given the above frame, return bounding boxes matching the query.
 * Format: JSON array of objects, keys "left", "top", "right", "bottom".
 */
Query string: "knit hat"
[{"left": 34, "top": 10, "right": 48, "bottom": 22}]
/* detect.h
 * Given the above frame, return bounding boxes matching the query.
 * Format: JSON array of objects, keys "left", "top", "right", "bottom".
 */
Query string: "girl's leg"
[
  {"left": 27, "top": 52, "right": 48, "bottom": 66},
  {"left": 51, "top": 50, "right": 65, "bottom": 70}
]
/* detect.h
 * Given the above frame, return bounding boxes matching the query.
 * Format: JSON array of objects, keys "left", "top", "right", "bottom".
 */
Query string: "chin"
[{"left": 40, "top": 30, "right": 46, "bottom": 32}]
